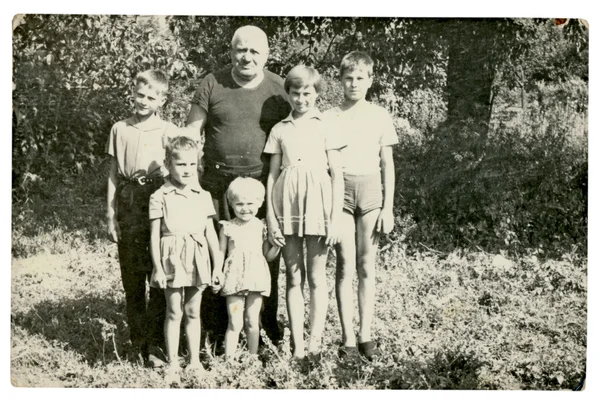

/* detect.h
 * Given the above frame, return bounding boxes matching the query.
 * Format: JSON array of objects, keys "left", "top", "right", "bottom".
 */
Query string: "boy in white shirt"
[{"left": 325, "top": 51, "right": 398, "bottom": 361}]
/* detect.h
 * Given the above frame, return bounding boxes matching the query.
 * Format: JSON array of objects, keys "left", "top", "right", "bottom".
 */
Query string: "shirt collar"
[
  {"left": 281, "top": 108, "right": 322, "bottom": 124},
  {"left": 126, "top": 113, "right": 164, "bottom": 131},
  {"left": 162, "top": 179, "right": 203, "bottom": 196}
]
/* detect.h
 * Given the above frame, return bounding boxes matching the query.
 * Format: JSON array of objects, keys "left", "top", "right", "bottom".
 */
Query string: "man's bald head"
[
  {"left": 231, "top": 25, "right": 269, "bottom": 52},
  {"left": 230, "top": 25, "right": 270, "bottom": 81}
]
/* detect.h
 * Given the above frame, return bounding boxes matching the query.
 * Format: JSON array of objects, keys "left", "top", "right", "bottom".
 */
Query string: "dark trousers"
[{"left": 116, "top": 187, "right": 166, "bottom": 350}]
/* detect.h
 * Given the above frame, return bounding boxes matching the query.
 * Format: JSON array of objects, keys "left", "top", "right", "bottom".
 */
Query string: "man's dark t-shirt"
[{"left": 191, "top": 67, "right": 290, "bottom": 172}]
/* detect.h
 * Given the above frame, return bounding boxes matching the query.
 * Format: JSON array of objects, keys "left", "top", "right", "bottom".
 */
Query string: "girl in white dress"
[
  {"left": 264, "top": 65, "right": 345, "bottom": 359},
  {"left": 216, "top": 177, "right": 280, "bottom": 358}
]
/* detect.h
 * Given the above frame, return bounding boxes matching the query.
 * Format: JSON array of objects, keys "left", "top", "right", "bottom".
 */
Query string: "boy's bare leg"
[
  {"left": 335, "top": 211, "right": 357, "bottom": 347},
  {"left": 356, "top": 209, "right": 381, "bottom": 344}
]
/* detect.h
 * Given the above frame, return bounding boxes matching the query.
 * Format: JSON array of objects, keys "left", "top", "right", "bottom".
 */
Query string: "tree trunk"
[{"left": 445, "top": 20, "right": 496, "bottom": 136}]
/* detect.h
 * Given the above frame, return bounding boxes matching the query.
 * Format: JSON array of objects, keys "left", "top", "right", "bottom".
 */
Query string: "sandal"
[{"left": 358, "top": 341, "right": 380, "bottom": 361}]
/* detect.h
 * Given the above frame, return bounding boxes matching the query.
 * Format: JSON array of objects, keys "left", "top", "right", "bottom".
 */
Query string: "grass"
[{"left": 10, "top": 165, "right": 587, "bottom": 389}]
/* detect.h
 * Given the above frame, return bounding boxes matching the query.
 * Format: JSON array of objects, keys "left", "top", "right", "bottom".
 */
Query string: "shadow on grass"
[
  {"left": 335, "top": 348, "right": 486, "bottom": 390},
  {"left": 12, "top": 160, "right": 110, "bottom": 257},
  {"left": 12, "top": 293, "right": 130, "bottom": 366}
]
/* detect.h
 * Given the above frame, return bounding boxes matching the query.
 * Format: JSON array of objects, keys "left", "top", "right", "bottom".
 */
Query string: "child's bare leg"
[
  {"left": 183, "top": 286, "right": 203, "bottom": 366},
  {"left": 356, "top": 209, "right": 381, "bottom": 343},
  {"left": 282, "top": 235, "right": 306, "bottom": 358},
  {"left": 305, "top": 235, "right": 329, "bottom": 354},
  {"left": 164, "top": 288, "right": 184, "bottom": 365},
  {"left": 335, "top": 211, "right": 357, "bottom": 347},
  {"left": 244, "top": 292, "right": 263, "bottom": 354},
  {"left": 224, "top": 295, "right": 245, "bottom": 358}
]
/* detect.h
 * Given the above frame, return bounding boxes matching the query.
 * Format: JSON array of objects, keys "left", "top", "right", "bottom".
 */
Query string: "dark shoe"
[
  {"left": 338, "top": 345, "right": 359, "bottom": 360},
  {"left": 147, "top": 345, "right": 166, "bottom": 368},
  {"left": 307, "top": 352, "right": 322, "bottom": 370},
  {"left": 358, "top": 341, "right": 380, "bottom": 362}
]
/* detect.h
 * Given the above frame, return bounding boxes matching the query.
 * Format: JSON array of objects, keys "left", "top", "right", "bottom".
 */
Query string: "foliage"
[
  {"left": 12, "top": 15, "right": 195, "bottom": 184},
  {"left": 394, "top": 81, "right": 587, "bottom": 255},
  {"left": 13, "top": 15, "right": 587, "bottom": 255}
]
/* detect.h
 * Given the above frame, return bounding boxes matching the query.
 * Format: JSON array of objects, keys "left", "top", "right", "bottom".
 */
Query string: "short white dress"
[
  {"left": 263, "top": 109, "right": 346, "bottom": 236},
  {"left": 220, "top": 217, "right": 271, "bottom": 297}
]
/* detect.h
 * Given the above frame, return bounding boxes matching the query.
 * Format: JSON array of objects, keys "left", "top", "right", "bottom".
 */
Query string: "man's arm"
[{"left": 185, "top": 104, "right": 208, "bottom": 141}]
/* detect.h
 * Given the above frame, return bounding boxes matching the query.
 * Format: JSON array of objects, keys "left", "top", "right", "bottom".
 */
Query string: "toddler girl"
[
  {"left": 216, "top": 177, "right": 280, "bottom": 358},
  {"left": 150, "top": 136, "right": 223, "bottom": 385},
  {"left": 264, "top": 65, "right": 345, "bottom": 359}
]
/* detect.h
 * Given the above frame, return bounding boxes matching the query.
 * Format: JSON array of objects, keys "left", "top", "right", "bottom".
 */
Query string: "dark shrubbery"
[
  {"left": 393, "top": 78, "right": 587, "bottom": 256},
  {"left": 12, "top": 15, "right": 587, "bottom": 256}
]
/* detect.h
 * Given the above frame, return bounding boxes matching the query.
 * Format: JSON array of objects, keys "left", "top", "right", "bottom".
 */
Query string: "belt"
[
  {"left": 205, "top": 161, "right": 264, "bottom": 177},
  {"left": 117, "top": 172, "right": 165, "bottom": 207}
]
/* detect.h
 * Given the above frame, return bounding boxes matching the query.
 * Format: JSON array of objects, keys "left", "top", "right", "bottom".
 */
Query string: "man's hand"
[
  {"left": 375, "top": 209, "right": 394, "bottom": 235},
  {"left": 107, "top": 218, "right": 120, "bottom": 243}
]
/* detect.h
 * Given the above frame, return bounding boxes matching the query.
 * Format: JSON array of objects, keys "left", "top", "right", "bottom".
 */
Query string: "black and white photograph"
[{"left": 8, "top": 2, "right": 593, "bottom": 400}]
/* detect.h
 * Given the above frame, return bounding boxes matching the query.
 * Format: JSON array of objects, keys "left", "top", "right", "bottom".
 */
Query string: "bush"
[{"left": 394, "top": 80, "right": 587, "bottom": 255}]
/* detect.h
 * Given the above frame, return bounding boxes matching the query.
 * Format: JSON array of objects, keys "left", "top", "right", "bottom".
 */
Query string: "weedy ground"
[{"left": 11, "top": 168, "right": 587, "bottom": 389}]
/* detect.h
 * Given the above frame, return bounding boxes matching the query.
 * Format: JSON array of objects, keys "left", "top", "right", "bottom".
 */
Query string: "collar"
[
  {"left": 161, "top": 179, "right": 203, "bottom": 196},
  {"left": 125, "top": 113, "right": 164, "bottom": 131},
  {"left": 281, "top": 108, "right": 322, "bottom": 124}
]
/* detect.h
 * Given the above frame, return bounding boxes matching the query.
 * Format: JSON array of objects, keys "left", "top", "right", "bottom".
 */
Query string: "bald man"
[{"left": 187, "top": 26, "right": 290, "bottom": 349}]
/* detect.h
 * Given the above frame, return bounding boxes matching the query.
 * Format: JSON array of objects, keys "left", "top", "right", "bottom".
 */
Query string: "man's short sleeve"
[
  {"left": 263, "top": 127, "right": 282, "bottom": 154},
  {"left": 190, "top": 74, "right": 214, "bottom": 113},
  {"left": 379, "top": 109, "right": 399, "bottom": 147},
  {"left": 149, "top": 190, "right": 164, "bottom": 220}
]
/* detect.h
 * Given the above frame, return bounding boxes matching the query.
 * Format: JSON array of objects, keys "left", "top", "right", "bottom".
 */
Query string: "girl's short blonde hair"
[
  {"left": 226, "top": 177, "right": 265, "bottom": 205},
  {"left": 284, "top": 65, "right": 322, "bottom": 94}
]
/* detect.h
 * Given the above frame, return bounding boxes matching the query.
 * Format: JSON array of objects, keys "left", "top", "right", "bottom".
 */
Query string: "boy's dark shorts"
[{"left": 343, "top": 173, "right": 383, "bottom": 216}]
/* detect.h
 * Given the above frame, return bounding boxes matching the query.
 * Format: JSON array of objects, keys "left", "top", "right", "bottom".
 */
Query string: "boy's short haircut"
[
  {"left": 284, "top": 65, "right": 322, "bottom": 94},
  {"left": 165, "top": 136, "right": 202, "bottom": 174},
  {"left": 339, "top": 51, "right": 374, "bottom": 78},
  {"left": 134, "top": 69, "right": 169, "bottom": 96},
  {"left": 226, "top": 177, "right": 265, "bottom": 205}
]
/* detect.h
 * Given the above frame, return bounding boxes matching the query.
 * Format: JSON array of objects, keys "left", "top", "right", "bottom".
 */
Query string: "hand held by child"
[{"left": 151, "top": 267, "right": 167, "bottom": 289}]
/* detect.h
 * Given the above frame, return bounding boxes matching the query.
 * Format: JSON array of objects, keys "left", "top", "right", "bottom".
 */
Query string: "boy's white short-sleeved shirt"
[
  {"left": 324, "top": 101, "right": 398, "bottom": 175},
  {"left": 106, "top": 113, "right": 182, "bottom": 179}
]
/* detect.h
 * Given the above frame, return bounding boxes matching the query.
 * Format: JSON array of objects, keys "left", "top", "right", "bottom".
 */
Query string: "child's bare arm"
[
  {"left": 376, "top": 146, "right": 395, "bottom": 234},
  {"left": 263, "top": 239, "right": 280, "bottom": 262},
  {"left": 106, "top": 157, "right": 120, "bottom": 243},
  {"left": 207, "top": 220, "right": 224, "bottom": 286},
  {"left": 326, "top": 149, "right": 344, "bottom": 246},
  {"left": 266, "top": 154, "right": 286, "bottom": 247},
  {"left": 150, "top": 219, "right": 166, "bottom": 289}
]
